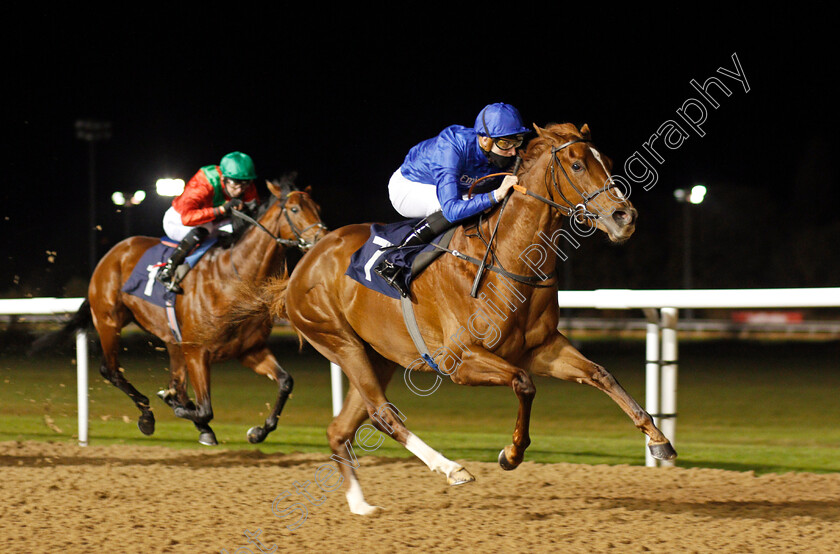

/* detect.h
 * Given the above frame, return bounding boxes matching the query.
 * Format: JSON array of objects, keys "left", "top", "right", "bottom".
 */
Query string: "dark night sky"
[{"left": 4, "top": 10, "right": 838, "bottom": 296}]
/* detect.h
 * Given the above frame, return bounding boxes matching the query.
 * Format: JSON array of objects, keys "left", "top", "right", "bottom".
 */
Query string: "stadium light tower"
[
  {"left": 156, "top": 178, "right": 185, "bottom": 197},
  {"left": 674, "top": 184, "right": 707, "bottom": 319},
  {"left": 75, "top": 119, "right": 112, "bottom": 276},
  {"left": 111, "top": 190, "right": 146, "bottom": 237}
]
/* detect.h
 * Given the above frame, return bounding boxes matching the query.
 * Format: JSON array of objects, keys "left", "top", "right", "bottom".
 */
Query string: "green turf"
[{"left": 2, "top": 332, "right": 838, "bottom": 474}]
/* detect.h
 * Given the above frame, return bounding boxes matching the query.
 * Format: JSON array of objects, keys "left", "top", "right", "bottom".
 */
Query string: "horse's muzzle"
[{"left": 612, "top": 206, "right": 638, "bottom": 228}]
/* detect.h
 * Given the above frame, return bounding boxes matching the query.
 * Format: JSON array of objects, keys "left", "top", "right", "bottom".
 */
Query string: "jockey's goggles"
[
  {"left": 223, "top": 177, "right": 254, "bottom": 187},
  {"left": 493, "top": 134, "right": 525, "bottom": 150}
]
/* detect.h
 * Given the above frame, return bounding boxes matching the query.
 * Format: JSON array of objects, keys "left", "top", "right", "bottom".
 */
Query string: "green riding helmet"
[{"left": 220, "top": 151, "right": 257, "bottom": 180}]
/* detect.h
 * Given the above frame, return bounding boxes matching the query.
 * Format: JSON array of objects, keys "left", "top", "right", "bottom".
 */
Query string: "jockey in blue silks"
[{"left": 375, "top": 102, "right": 531, "bottom": 296}]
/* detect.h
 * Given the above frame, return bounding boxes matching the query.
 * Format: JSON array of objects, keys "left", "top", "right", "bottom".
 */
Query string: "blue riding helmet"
[{"left": 474, "top": 103, "right": 530, "bottom": 138}]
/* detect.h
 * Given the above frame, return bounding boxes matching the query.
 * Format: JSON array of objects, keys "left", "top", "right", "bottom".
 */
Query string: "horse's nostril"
[
  {"left": 612, "top": 208, "right": 637, "bottom": 227},
  {"left": 613, "top": 210, "right": 630, "bottom": 225}
]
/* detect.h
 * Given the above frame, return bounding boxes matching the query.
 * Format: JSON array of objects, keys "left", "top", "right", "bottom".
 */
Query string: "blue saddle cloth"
[
  {"left": 121, "top": 237, "right": 215, "bottom": 307},
  {"left": 345, "top": 219, "right": 446, "bottom": 299}
]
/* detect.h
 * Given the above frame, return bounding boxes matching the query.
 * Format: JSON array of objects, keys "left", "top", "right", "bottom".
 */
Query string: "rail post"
[
  {"left": 659, "top": 307, "right": 679, "bottom": 467},
  {"left": 76, "top": 329, "right": 89, "bottom": 447}
]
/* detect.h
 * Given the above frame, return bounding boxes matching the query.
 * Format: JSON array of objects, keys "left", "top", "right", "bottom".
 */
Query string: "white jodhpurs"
[
  {"left": 162, "top": 206, "right": 231, "bottom": 241},
  {"left": 387, "top": 169, "right": 442, "bottom": 218}
]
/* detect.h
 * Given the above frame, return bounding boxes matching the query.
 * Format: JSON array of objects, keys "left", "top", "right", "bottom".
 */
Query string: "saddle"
[{"left": 344, "top": 220, "right": 457, "bottom": 300}]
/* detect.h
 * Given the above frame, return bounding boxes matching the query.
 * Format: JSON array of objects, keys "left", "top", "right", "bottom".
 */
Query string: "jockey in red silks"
[
  {"left": 374, "top": 102, "right": 530, "bottom": 296},
  {"left": 156, "top": 151, "right": 259, "bottom": 293}
]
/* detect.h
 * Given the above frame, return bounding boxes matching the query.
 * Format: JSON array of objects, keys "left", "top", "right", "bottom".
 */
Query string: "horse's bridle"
[
  {"left": 278, "top": 191, "right": 328, "bottom": 251},
  {"left": 231, "top": 191, "right": 327, "bottom": 251},
  {"left": 458, "top": 137, "right": 618, "bottom": 296},
  {"left": 523, "top": 138, "right": 618, "bottom": 222}
]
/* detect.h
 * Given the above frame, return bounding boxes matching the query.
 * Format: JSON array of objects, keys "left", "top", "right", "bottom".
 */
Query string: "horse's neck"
[
  {"left": 227, "top": 215, "right": 285, "bottom": 282},
  {"left": 481, "top": 188, "right": 560, "bottom": 281}
]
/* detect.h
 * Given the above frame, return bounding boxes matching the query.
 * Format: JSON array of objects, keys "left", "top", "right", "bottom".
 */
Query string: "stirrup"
[
  {"left": 373, "top": 261, "right": 409, "bottom": 297},
  {"left": 155, "top": 264, "right": 184, "bottom": 294}
]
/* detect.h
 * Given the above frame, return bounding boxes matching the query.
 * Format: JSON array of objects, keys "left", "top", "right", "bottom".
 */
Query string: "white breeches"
[
  {"left": 387, "top": 169, "right": 442, "bottom": 218},
  {"left": 162, "top": 206, "right": 232, "bottom": 241}
]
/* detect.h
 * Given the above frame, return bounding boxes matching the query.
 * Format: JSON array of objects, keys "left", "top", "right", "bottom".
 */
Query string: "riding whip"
[{"left": 469, "top": 155, "right": 521, "bottom": 298}]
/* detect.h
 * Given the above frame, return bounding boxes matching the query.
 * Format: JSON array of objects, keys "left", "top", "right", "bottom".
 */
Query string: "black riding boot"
[
  {"left": 373, "top": 211, "right": 452, "bottom": 297},
  {"left": 156, "top": 227, "right": 209, "bottom": 294}
]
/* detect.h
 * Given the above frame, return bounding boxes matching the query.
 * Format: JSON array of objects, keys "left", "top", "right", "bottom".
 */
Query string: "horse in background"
[{"left": 37, "top": 176, "right": 327, "bottom": 445}]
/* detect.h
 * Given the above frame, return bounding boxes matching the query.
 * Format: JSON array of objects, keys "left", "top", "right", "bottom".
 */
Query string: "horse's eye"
[
  {"left": 291, "top": 207, "right": 300, "bottom": 213},
  {"left": 572, "top": 162, "right": 583, "bottom": 172}
]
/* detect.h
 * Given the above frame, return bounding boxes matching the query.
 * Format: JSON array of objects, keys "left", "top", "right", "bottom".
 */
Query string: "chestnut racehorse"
[
  {"left": 58, "top": 177, "right": 326, "bottom": 445},
  {"left": 226, "top": 123, "right": 676, "bottom": 514}
]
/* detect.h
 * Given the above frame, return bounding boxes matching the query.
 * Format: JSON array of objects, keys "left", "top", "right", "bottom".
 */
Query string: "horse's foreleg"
[
  {"left": 528, "top": 333, "right": 676, "bottom": 460},
  {"left": 239, "top": 347, "right": 293, "bottom": 444},
  {"left": 448, "top": 346, "right": 535, "bottom": 470},
  {"left": 174, "top": 347, "right": 216, "bottom": 446}
]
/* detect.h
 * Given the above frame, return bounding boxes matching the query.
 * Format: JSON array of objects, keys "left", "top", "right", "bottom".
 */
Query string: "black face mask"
[{"left": 485, "top": 149, "right": 516, "bottom": 169}]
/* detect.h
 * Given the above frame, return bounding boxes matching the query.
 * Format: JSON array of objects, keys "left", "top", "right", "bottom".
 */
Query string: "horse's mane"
[{"left": 522, "top": 122, "right": 586, "bottom": 162}]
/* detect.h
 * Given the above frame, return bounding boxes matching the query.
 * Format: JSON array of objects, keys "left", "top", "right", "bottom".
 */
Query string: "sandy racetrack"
[{"left": 2, "top": 441, "right": 839, "bottom": 553}]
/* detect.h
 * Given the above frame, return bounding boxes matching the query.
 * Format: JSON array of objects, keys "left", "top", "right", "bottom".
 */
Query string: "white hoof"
[
  {"left": 447, "top": 466, "right": 475, "bottom": 486},
  {"left": 349, "top": 502, "right": 384, "bottom": 516}
]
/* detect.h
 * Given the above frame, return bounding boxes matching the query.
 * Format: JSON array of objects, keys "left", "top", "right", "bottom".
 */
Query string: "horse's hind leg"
[
  {"left": 327, "top": 384, "right": 384, "bottom": 515},
  {"left": 172, "top": 346, "right": 217, "bottom": 445},
  {"left": 324, "top": 345, "right": 473, "bottom": 515},
  {"left": 238, "top": 346, "right": 293, "bottom": 444},
  {"left": 93, "top": 316, "right": 155, "bottom": 435},
  {"left": 528, "top": 333, "right": 676, "bottom": 460},
  {"left": 157, "top": 344, "right": 195, "bottom": 411},
  {"left": 158, "top": 344, "right": 216, "bottom": 442}
]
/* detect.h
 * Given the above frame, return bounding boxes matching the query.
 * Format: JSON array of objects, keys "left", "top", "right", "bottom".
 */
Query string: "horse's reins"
[
  {"left": 458, "top": 138, "right": 617, "bottom": 295},
  {"left": 230, "top": 191, "right": 326, "bottom": 251}
]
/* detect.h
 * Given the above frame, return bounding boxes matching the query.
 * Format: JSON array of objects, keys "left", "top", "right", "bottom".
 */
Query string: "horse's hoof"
[
  {"left": 349, "top": 503, "right": 384, "bottom": 516},
  {"left": 498, "top": 448, "right": 519, "bottom": 471},
  {"left": 198, "top": 431, "right": 218, "bottom": 446},
  {"left": 247, "top": 426, "right": 267, "bottom": 444},
  {"left": 447, "top": 467, "right": 475, "bottom": 486},
  {"left": 649, "top": 441, "right": 677, "bottom": 461},
  {"left": 137, "top": 413, "right": 155, "bottom": 436}
]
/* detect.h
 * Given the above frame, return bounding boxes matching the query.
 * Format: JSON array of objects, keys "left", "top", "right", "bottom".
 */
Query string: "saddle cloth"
[
  {"left": 344, "top": 219, "right": 455, "bottom": 299},
  {"left": 121, "top": 237, "right": 218, "bottom": 307}
]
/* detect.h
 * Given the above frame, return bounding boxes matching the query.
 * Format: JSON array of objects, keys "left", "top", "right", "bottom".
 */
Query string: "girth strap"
[{"left": 400, "top": 296, "right": 446, "bottom": 376}]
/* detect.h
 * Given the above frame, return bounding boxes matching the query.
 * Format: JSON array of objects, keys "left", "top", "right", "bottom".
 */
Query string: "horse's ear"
[
  {"left": 304, "top": 185, "right": 312, "bottom": 194},
  {"left": 267, "top": 179, "right": 284, "bottom": 198},
  {"left": 533, "top": 123, "right": 544, "bottom": 136},
  {"left": 580, "top": 123, "right": 591, "bottom": 140}
]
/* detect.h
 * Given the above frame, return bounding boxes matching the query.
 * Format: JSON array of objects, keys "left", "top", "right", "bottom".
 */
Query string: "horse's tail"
[
  {"left": 201, "top": 276, "right": 291, "bottom": 346},
  {"left": 263, "top": 275, "right": 290, "bottom": 321},
  {"left": 27, "top": 298, "right": 93, "bottom": 356},
  {"left": 258, "top": 275, "right": 309, "bottom": 351}
]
